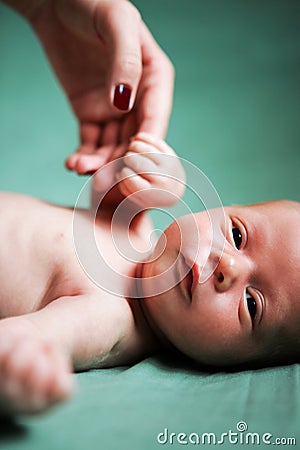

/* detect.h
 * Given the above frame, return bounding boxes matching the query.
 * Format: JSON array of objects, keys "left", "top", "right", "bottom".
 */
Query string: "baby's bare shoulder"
[
  {"left": 0, "top": 192, "right": 68, "bottom": 221},
  {"left": 0, "top": 191, "right": 43, "bottom": 209},
  {"left": 0, "top": 192, "right": 76, "bottom": 316}
]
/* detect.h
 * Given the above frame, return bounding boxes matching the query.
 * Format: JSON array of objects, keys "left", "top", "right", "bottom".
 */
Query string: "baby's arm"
[
  {"left": 91, "top": 132, "right": 185, "bottom": 212},
  {"left": 0, "top": 294, "right": 137, "bottom": 415}
]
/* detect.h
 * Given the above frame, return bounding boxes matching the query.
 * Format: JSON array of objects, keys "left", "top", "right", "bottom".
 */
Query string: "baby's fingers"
[
  {"left": 123, "top": 151, "right": 158, "bottom": 176},
  {"left": 131, "top": 132, "right": 176, "bottom": 155},
  {"left": 117, "top": 168, "right": 162, "bottom": 208},
  {"left": 118, "top": 167, "right": 151, "bottom": 192},
  {"left": 127, "top": 140, "right": 167, "bottom": 167},
  {"left": 117, "top": 166, "right": 181, "bottom": 208}
]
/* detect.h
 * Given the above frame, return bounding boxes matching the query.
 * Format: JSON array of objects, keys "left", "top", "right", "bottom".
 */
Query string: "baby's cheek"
[{"left": 187, "top": 300, "right": 232, "bottom": 347}]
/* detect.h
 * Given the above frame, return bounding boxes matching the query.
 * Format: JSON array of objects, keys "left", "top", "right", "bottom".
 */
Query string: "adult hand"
[{"left": 26, "top": 0, "right": 175, "bottom": 174}]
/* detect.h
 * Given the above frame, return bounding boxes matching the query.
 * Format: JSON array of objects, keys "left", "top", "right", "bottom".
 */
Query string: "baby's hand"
[
  {"left": 116, "top": 132, "right": 185, "bottom": 208},
  {"left": 0, "top": 319, "right": 75, "bottom": 415}
]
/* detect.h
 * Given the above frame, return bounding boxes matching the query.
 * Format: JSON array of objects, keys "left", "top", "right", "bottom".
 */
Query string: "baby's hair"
[{"left": 245, "top": 336, "right": 300, "bottom": 369}]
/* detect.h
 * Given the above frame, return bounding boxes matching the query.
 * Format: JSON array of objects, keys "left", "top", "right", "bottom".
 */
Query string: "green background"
[{"left": 0, "top": 1, "right": 300, "bottom": 449}]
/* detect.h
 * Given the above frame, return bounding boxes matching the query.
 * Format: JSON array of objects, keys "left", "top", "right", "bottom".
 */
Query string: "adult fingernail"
[{"left": 113, "top": 84, "right": 131, "bottom": 111}]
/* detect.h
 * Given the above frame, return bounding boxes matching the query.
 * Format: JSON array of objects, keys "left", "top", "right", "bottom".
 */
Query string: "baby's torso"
[{"left": 0, "top": 192, "right": 151, "bottom": 319}]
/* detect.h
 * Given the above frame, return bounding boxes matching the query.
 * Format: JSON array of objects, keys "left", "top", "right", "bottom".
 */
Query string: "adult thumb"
[{"left": 94, "top": 1, "right": 142, "bottom": 112}]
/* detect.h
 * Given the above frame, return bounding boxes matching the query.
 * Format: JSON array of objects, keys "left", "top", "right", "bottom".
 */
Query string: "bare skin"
[
  {"left": 0, "top": 133, "right": 184, "bottom": 415},
  {"left": 1, "top": 132, "right": 299, "bottom": 414},
  {"left": 141, "top": 200, "right": 300, "bottom": 366}
]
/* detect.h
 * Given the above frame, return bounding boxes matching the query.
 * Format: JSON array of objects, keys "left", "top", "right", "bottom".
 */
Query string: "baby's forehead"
[
  {"left": 226, "top": 200, "right": 300, "bottom": 233},
  {"left": 251, "top": 199, "right": 300, "bottom": 258},
  {"left": 227, "top": 199, "right": 300, "bottom": 295},
  {"left": 241, "top": 199, "right": 300, "bottom": 218},
  {"left": 250, "top": 202, "right": 300, "bottom": 326}
]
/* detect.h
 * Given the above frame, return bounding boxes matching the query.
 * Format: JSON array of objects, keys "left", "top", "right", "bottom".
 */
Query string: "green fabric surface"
[{"left": 0, "top": 0, "right": 299, "bottom": 449}]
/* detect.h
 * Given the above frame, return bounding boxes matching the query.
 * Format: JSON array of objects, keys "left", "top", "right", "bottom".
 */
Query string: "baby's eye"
[
  {"left": 232, "top": 227, "right": 242, "bottom": 249},
  {"left": 246, "top": 291, "right": 257, "bottom": 321}
]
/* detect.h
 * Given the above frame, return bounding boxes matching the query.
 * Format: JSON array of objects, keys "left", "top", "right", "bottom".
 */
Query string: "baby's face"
[{"left": 141, "top": 200, "right": 300, "bottom": 366}]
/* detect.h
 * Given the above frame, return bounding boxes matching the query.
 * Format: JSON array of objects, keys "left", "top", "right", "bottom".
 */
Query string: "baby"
[{"left": 0, "top": 132, "right": 299, "bottom": 415}]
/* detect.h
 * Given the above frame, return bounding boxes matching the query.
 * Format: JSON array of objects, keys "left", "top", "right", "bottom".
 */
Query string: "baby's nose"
[{"left": 213, "top": 252, "right": 247, "bottom": 293}]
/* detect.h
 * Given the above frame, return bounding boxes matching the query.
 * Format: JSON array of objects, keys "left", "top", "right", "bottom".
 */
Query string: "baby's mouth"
[{"left": 177, "top": 254, "right": 194, "bottom": 302}]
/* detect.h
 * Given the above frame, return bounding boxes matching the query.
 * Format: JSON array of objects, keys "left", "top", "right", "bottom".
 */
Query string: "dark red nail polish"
[{"left": 113, "top": 84, "right": 131, "bottom": 111}]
